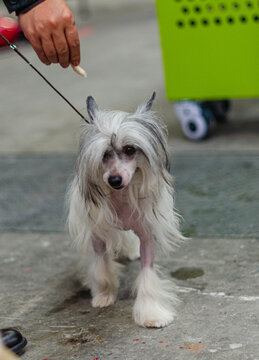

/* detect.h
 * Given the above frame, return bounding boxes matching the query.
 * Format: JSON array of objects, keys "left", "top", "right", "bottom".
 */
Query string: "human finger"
[
  {"left": 52, "top": 30, "right": 70, "bottom": 68},
  {"left": 41, "top": 34, "right": 59, "bottom": 64},
  {"left": 65, "top": 25, "right": 80, "bottom": 66},
  {"left": 25, "top": 32, "right": 51, "bottom": 65}
]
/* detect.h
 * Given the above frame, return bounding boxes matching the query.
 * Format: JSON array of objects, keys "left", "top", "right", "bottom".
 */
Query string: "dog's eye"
[
  {"left": 103, "top": 150, "right": 112, "bottom": 161},
  {"left": 123, "top": 146, "right": 136, "bottom": 156}
]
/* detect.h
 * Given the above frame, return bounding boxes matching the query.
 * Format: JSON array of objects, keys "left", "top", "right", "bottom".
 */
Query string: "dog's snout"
[{"left": 108, "top": 176, "right": 123, "bottom": 189}]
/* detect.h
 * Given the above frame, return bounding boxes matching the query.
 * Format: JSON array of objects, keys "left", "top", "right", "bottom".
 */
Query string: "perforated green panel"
[{"left": 156, "top": 0, "right": 259, "bottom": 100}]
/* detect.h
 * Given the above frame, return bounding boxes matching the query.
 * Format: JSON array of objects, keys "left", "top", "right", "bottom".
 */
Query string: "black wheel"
[{"left": 202, "top": 100, "right": 231, "bottom": 122}]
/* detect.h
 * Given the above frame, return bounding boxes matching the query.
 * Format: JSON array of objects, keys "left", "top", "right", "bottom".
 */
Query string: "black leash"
[{"left": 0, "top": 33, "right": 89, "bottom": 123}]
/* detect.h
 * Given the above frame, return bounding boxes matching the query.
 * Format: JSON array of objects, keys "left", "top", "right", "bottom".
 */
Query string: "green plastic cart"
[{"left": 156, "top": 0, "right": 259, "bottom": 139}]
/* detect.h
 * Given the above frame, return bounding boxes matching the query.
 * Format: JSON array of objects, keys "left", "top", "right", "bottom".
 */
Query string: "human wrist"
[{"left": 3, "top": 0, "right": 47, "bottom": 16}]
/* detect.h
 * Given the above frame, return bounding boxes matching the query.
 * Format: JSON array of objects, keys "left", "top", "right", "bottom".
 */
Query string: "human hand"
[{"left": 18, "top": 0, "right": 80, "bottom": 68}]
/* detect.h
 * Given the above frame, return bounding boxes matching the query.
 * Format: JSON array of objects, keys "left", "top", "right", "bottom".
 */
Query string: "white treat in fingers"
[{"left": 71, "top": 65, "right": 87, "bottom": 78}]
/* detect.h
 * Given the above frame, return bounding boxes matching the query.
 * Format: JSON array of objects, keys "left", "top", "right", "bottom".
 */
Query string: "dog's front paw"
[
  {"left": 133, "top": 267, "right": 178, "bottom": 328},
  {"left": 92, "top": 292, "right": 116, "bottom": 308},
  {"left": 133, "top": 302, "right": 175, "bottom": 328},
  {"left": 140, "top": 316, "right": 174, "bottom": 328}
]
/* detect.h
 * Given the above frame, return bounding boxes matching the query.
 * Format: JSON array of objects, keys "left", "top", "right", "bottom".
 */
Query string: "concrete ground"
[{"left": 0, "top": 1, "right": 258, "bottom": 359}]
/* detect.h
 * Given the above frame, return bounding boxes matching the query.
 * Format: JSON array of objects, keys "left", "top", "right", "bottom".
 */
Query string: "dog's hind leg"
[
  {"left": 87, "top": 236, "right": 123, "bottom": 308},
  {"left": 119, "top": 230, "right": 140, "bottom": 261},
  {"left": 132, "top": 227, "right": 178, "bottom": 328}
]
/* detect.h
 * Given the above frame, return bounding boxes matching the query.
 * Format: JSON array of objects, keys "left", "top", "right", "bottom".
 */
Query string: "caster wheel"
[
  {"left": 202, "top": 100, "right": 231, "bottom": 122},
  {"left": 175, "top": 101, "right": 216, "bottom": 141}
]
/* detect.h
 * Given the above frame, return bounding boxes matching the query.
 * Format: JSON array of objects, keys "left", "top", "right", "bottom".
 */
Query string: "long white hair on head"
[{"left": 74, "top": 93, "right": 168, "bottom": 204}]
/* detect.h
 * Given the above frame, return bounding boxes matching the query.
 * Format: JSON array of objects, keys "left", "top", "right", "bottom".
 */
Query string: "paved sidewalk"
[{"left": 0, "top": 2, "right": 258, "bottom": 360}]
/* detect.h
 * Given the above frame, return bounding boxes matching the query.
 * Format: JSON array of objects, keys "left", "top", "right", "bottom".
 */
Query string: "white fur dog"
[{"left": 67, "top": 92, "right": 184, "bottom": 328}]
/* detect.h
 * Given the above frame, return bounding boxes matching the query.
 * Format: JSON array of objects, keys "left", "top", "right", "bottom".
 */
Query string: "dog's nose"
[{"left": 108, "top": 176, "right": 123, "bottom": 189}]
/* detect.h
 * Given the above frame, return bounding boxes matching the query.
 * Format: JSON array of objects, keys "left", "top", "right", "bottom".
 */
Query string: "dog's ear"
[
  {"left": 136, "top": 91, "right": 156, "bottom": 114},
  {"left": 145, "top": 91, "right": 156, "bottom": 111},
  {"left": 86, "top": 96, "right": 99, "bottom": 123}
]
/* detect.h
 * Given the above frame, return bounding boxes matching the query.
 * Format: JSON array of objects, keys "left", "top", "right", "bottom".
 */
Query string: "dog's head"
[{"left": 76, "top": 93, "right": 170, "bottom": 203}]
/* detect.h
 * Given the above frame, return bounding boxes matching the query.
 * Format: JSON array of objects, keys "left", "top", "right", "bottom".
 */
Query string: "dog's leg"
[
  {"left": 87, "top": 236, "right": 122, "bottom": 308},
  {"left": 119, "top": 230, "right": 140, "bottom": 261},
  {"left": 132, "top": 228, "right": 177, "bottom": 328}
]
